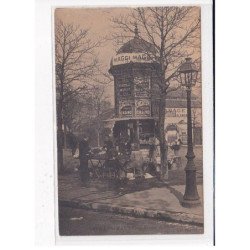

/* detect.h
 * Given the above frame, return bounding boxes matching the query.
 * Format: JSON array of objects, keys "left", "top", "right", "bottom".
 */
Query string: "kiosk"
[{"left": 108, "top": 26, "right": 161, "bottom": 155}]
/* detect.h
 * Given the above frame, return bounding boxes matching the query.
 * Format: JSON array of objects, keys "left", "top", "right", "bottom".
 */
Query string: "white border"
[
  {"left": 35, "top": 0, "right": 55, "bottom": 245},
  {"left": 35, "top": 0, "right": 213, "bottom": 245}
]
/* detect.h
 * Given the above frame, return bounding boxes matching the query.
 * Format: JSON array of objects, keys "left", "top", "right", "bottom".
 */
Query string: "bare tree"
[
  {"left": 112, "top": 7, "right": 201, "bottom": 178},
  {"left": 55, "top": 20, "right": 99, "bottom": 173},
  {"left": 84, "top": 85, "right": 111, "bottom": 147}
]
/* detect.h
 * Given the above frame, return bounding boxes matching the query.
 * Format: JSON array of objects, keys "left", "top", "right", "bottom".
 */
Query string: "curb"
[{"left": 59, "top": 199, "right": 203, "bottom": 227}]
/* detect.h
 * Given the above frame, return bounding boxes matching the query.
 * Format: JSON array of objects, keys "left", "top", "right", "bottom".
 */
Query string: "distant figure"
[
  {"left": 165, "top": 124, "right": 182, "bottom": 169},
  {"left": 166, "top": 125, "right": 181, "bottom": 156},
  {"left": 79, "top": 135, "right": 90, "bottom": 186},
  {"left": 104, "top": 140, "right": 120, "bottom": 178},
  {"left": 125, "top": 137, "right": 132, "bottom": 154},
  {"left": 153, "top": 137, "right": 162, "bottom": 175},
  {"left": 103, "top": 135, "right": 114, "bottom": 158},
  {"left": 119, "top": 135, "right": 128, "bottom": 154},
  {"left": 104, "top": 135, "right": 113, "bottom": 147}
]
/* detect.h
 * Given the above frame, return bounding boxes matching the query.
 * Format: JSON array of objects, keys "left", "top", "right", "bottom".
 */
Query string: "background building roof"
[{"left": 166, "top": 88, "right": 202, "bottom": 108}]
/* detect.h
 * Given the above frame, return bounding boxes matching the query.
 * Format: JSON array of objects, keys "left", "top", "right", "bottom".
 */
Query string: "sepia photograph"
[
  {"left": 5, "top": 0, "right": 250, "bottom": 248},
  {"left": 54, "top": 6, "right": 204, "bottom": 236}
]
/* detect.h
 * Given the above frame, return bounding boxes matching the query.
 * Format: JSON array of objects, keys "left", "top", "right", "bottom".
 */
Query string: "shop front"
[{"left": 110, "top": 117, "right": 156, "bottom": 149}]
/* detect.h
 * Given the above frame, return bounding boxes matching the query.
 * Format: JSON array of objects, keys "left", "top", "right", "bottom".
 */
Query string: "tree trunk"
[
  {"left": 57, "top": 79, "right": 65, "bottom": 174},
  {"left": 158, "top": 91, "right": 168, "bottom": 179},
  {"left": 57, "top": 107, "right": 64, "bottom": 174},
  {"left": 63, "top": 122, "right": 68, "bottom": 149},
  {"left": 97, "top": 129, "right": 100, "bottom": 147}
]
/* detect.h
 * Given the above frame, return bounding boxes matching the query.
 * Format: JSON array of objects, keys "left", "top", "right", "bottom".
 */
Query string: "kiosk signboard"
[
  {"left": 119, "top": 100, "right": 133, "bottom": 117},
  {"left": 135, "top": 99, "right": 151, "bottom": 117},
  {"left": 111, "top": 53, "right": 153, "bottom": 66},
  {"left": 134, "top": 76, "right": 150, "bottom": 97}
]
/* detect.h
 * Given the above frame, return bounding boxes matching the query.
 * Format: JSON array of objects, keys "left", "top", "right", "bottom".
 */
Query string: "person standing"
[
  {"left": 103, "top": 135, "right": 114, "bottom": 159},
  {"left": 79, "top": 135, "right": 90, "bottom": 186},
  {"left": 152, "top": 137, "right": 162, "bottom": 176},
  {"left": 165, "top": 125, "right": 182, "bottom": 169}
]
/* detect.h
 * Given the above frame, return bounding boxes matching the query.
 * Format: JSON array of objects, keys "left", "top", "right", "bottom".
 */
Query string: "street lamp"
[{"left": 179, "top": 57, "right": 200, "bottom": 207}]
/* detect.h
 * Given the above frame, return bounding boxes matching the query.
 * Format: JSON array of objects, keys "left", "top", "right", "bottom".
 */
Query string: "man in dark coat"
[{"left": 79, "top": 135, "right": 90, "bottom": 186}]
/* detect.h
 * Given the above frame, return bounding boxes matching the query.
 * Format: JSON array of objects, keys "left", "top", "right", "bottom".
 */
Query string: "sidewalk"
[{"left": 58, "top": 172, "right": 203, "bottom": 226}]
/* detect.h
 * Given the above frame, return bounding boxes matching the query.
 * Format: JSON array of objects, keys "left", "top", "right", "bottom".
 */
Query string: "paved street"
[
  {"left": 59, "top": 207, "right": 203, "bottom": 236},
  {"left": 59, "top": 173, "right": 203, "bottom": 224}
]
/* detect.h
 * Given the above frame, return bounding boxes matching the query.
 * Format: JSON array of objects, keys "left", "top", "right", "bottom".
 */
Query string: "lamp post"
[{"left": 179, "top": 58, "right": 200, "bottom": 207}]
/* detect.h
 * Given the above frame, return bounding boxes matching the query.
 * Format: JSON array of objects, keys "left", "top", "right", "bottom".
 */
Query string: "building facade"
[{"left": 165, "top": 89, "right": 202, "bottom": 145}]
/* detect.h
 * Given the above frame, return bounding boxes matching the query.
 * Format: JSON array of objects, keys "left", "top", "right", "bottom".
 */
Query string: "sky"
[{"left": 54, "top": 7, "right": 201, "bottom": 103}]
